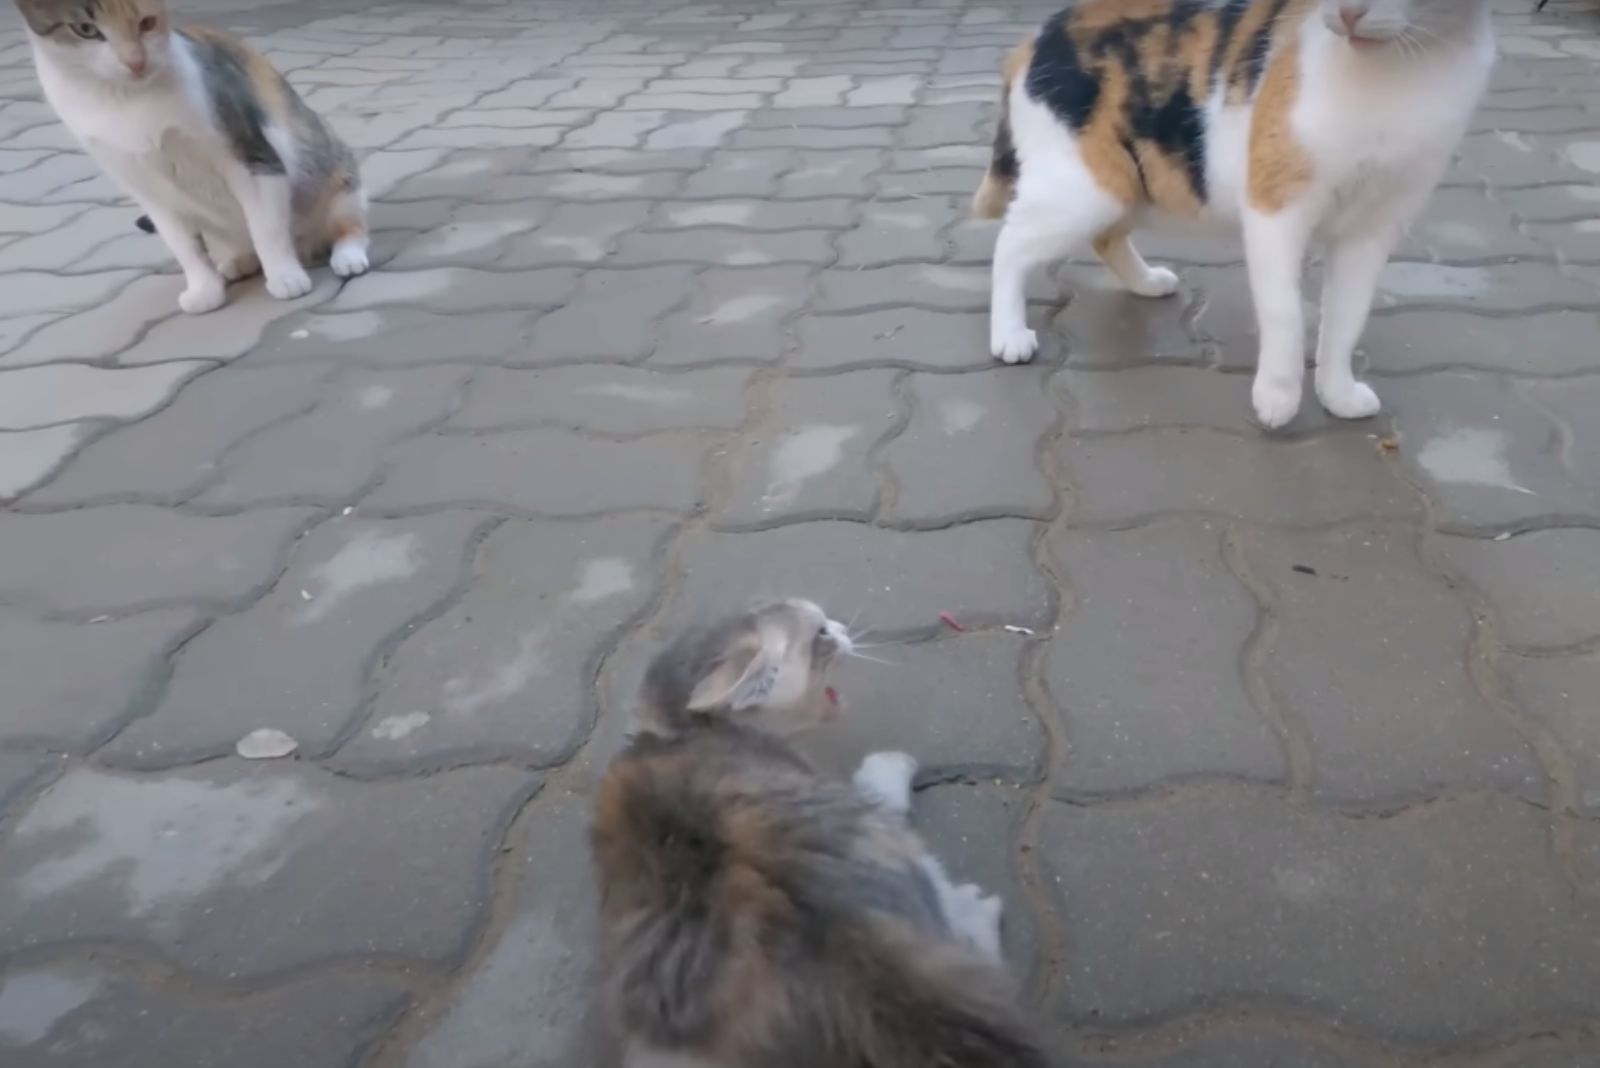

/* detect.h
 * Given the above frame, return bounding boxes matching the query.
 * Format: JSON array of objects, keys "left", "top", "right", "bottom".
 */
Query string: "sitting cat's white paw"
[
  {"left": 216, "top": 251, "right": 260, "bottom": 283},
  {"left": 855, "top": 751, "right": 918, "bottom": 815},
  {"left": 179, "top": 277, "right": 226, "bottom": 315},
  {"left": 1317, "top": 378, "right": 1382, "bottom": 420},
  {"left": 1131, "top": 266, "right": 1181, "bottom": 298},
  {"left": 990, "top": 326, "right": 1039, "bottom": 365},
  {"left": 1252, "top": 375, "right": 1303, "bottom": 430},
  {"left": 330, "top": 241, "right": 370, "bottom": 279},
  {"left": 265, "top": 266, "right": 314, "bottom": 301}
]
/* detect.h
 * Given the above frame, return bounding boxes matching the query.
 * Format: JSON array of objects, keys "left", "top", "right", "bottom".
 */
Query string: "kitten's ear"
[{"left": 687, "top": 630, "right": 786, "bottom": 712}]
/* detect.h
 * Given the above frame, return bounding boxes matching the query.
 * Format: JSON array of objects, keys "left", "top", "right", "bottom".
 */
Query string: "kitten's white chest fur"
[{"left": 35, "top": 40, "right": 241, "bottom": 234}]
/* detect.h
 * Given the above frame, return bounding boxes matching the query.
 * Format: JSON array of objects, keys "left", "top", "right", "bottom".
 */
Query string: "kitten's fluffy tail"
[
  {"left": 973, "top": 38, "right": 1033, "bottom": 220},
  {"left": 134, "top": 215, "right": 155, "bottom": 234}
]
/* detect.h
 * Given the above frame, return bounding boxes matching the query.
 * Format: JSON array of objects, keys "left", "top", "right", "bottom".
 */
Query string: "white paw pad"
[
  {"left": 266, "top": 267, "right": 314, "bottom": 301},
  {"left": 991, "top": 328, "right": 1039, "bottom": 365},
  {"left": 854, "top": 751, "right": 918, "bottom": 814},
  {"left": 178, "top": 278, "right": 226, "bottom": 315},
  {"left": 1252, "top": 376, "right": 1303, "bottom": 430},
  {"left": 330, "top": 241, "right": 370, "bottom": 279}
]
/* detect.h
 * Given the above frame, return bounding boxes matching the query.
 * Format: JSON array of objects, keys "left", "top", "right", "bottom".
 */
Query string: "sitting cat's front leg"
[
  {"left": 1243, "top": 206, "right": 1316, "bottom": 429},
  {"left": 226, "top": 167, "right": 313, "bottom": 301},
  {"left": 143, "top": 205, "right": 226, "bottom": 315}
]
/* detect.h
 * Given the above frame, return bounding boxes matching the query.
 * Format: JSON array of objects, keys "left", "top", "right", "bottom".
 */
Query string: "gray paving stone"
[
  {"left": 1439, "top": 529, "right": 1600, "bottom": 650},
  {"left": 777, "top": 149, "right": 885, "bottom": 198},
  {"left": 114, "top": 275, "right": 341, "bottom": 364},
  {"left": 329, "top": 267, "right": 579, "bottom": 314},
  {"left": 1073, "top": 1034, "right": 1374, "bottom": 1068},
  {"left": 1521, "top": 374, "right": 1600, "bottom": 489},
  {"left": 1047, "top": 519, "right": 1282, "bottom": 793},
  {"left": 896, "top": 101, "right": 988, "bottom": 149},
  {"left": 1378, "top": 260, "right": 1597, "bottom": 312},
  {"left": 654, "top": 197, "right": 856, "bottom": 232},
  {"left": 106, "top": 514, "right": 486, "bottom": 768},
  {"left": 645, "top": 110, "right": 751, "bottom": 150},
  {"left": 386, "top": 209, "right": 550, "bottom": 270},
  {"left": 666, "top": 519, "right": 1051, "bottom": 638},
  {"left": 454, "top": 365, "right": 749, "bottom": 434},
  {"left": 0, "top": 964, "right": 408, "bottom": 1068},
  {"left": 732, "top": 125, "right": 893, "bottom": 150},
  {"left": 836, "top": 199, "right": 951, "bottom": 267},
  {"left": 1508, "top": 653, "right": 1600, "bottom": 814},
  {"left": 365, "top": 427, "right": 703, "bottom": 516},
  {"left": 1062, "top": 431, "right": 1418, "bottom": 527},
  {"left": 794, "top": 309, "right": 991, "bottom": 371},
  {"left": 0, "top": 275, "right": 178, "bottom": 369},
  {"left": 0, "top": 506, "right": 315, "bottom": 616},
  {"left": 339, "top": 516, "right": 668, "bottom": 772},
  {"left": 1381, "top": 372, "right": 1591, "bottom": 533},
  {"left": 817, "top": 263, "right": 993, "bottom": 313},
  {"left": 0, "top": 609, "right": 200, "bottom": 752},
  {"left": 0, "top": 761, "right": 537, "bottom": 976},
  {"left": 612, "top": 226, "right": 836, "bottom": 266},
  {"left": 802, "top": 633, "right": 1045, "bottom": 781},
  {"left": 653, "top": 265, "right": 811, "bottom": 366},
  {"left": 1235, "top": 522, "right": 1542, "bottom": 802},
  {"left": 716, "top": 370, "right": 897, "bottom": 527},
  {"left": 197, "top": 366, "right": 467, "bottom": 507},
  {"left": 913, "top": 783, "right": 1037, "bottom": 972},
  {"left": 1056, "top": 366, "right": 1333, "bottom": 435},
  {"left": 749, "top": 105, "right": 905, "bottom": 129},
  {"left": 524, "top": 266, "right": 698, "bottom": 363},
  {"left": 498, "top": 201, "right": 653, "bottom": 267},
  {"left": 1361, "top": 308, "right": 1600, "bottom": 376},
  {"left": 27, "top": 365, "right": 330, "bottom": 505},
  {"left": 0, "top": 424, "right": 86, "bottom": 501},
  {"left": 1039, "top": 788, "right": 1600, "bottom": 1041},
  {"left": 251, "top": 307, "right": 536, "bottom": 367},
  {"left": 1056, "top": 272, "right": 1200, "bottom": 367},
  {"left": 406, "top": 788, "right": 602, "bottom": 1068},
  {"left": 0, "top": 748, "right": 64, "bottom": 815},
  {"left": 680, "top": 148, "right": 792, "bottom": 197},
  {"left": 885, "top": 369, "right": 1056, "bottom": 522},
  {"left": 0, "top": 361, "right": 209, "bottom": 431}
]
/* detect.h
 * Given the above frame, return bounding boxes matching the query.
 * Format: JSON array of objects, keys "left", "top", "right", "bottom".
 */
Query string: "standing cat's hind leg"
[{"left": 1094, "top": 229, "right": 1180, "bottom": 298}]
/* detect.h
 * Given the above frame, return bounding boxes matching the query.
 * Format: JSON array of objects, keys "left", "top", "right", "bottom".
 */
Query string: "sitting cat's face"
[
  {"left": 15, "top": 0, "right": 173, "bottom": 83},
  {"left": 1319, "top": 0, "right": 1486, "bottom": 46},
  {"left": 638, "top": 599, "right": 854, "bottom": 737}
]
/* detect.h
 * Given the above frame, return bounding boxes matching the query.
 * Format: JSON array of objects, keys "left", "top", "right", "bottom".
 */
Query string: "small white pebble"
[
  {"left": 237, "top": 728, "right": 298, "bottom": 760},
  {"left": 291, "top": 329, "right": 309, "bottom": 340},
  {"left": 300, "top": 589, "right": 313, "bottom": 601}
]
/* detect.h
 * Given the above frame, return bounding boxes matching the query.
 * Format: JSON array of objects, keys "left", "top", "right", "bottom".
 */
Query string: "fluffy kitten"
[
  {"left": 16, "top": 0, "right": 370, "bottom": 314},
  {"left": 976, "top": 0, "right": 1495, "bottom": 428},
  {"left": 592, "top": 599, "right": 1051, "bottom": 1068}
]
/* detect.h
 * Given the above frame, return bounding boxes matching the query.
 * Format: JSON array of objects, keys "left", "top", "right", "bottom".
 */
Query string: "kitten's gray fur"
[{"left": 592, "top": 599, "right": 1053, "bottom": 1068}]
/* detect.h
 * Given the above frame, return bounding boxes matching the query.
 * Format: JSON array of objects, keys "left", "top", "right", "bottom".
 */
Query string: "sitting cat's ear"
[{"left": 688, "top": 630, "right": 786, "bottom": 712}]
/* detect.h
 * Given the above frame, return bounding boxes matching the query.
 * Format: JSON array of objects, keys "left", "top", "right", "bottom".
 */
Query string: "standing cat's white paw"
[
  {"left": 1131, "top": 266, "right": 1181, "bottom": 298},
  {"left": 991, "top": 327, "right": 1039, "bottom": 365},
  {"left": 216, "top": 251, "right": 260, "bottom": 283},
  {"left": 265, "top": 266, "right": 314, "bottom": 301},
  {"left": 330, "top": 240, "right": 370, "bottom": 279},
  {"left": 1252, "top": 375, "right": 1303, "bottom": 430},
  {"left": 1317, "top": 378, "right": 1382, "bottom": 420},
  {"left": 178, "top": 276, "right": 226, "bottom": 315},
  {"left": 854, "top": 751, "right": 918, "bottom": 815}
]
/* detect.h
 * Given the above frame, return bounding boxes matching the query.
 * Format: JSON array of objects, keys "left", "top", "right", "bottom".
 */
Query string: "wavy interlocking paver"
[{"left": 1, "top": 0, "right": 1599, "bottom": 1064}]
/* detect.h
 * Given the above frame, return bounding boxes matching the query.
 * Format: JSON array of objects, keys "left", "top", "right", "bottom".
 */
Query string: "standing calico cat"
[
  {"left": 16, "top": 0, "right": 370, "bottom": 314},
  {"left": 592, "top": 599, "right": 1051, "bottom": 1068},
  {"left": 976, "top": 0, "right": 1494, "bottom": 428}
]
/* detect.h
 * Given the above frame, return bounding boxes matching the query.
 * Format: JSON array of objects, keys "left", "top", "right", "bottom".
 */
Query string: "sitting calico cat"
[
  {"left": 976, "top": 0, "right": 1494, "bottom": 428},
  {"left": 16, "top": 0, "right": 370, "bottom": 314},
  {"left": 592, "top": 599, "right": 1051, "bottom": 1068}
]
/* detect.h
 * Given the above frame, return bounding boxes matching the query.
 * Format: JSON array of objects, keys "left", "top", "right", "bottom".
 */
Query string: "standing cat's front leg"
[
  {"left": 143, "top": 205, "right": 227, "bottom": 315},
  {"left": 1242, "top": 207, "right": 1317, "bottom": 429},
  {"left": 854, "top": 751, "right": 918, "bottom": 816},
  {"left": 226, "top": 168, "right": 313, "bottom": 301},
  {"left": 1314, "top": 227, "right": 1400, "bottom": 420}
]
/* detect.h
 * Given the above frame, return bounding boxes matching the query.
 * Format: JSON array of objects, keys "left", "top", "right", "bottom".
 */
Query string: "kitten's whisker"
[{"left": 845, "top": 651, "right": 897, "bottom": 666}]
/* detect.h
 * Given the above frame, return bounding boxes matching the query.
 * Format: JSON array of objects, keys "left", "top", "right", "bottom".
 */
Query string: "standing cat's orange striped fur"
[{"left": 977, "top": 0, "right": 1495, "bottom": 428}]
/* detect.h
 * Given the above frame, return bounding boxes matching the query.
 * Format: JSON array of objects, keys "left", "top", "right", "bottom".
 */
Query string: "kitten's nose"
[
  {"left": 1339, "top": 6, "right": 1365, "bottom": 34},
  {"left": 126, "top": 58, "right": 147, "bottom": 75}
]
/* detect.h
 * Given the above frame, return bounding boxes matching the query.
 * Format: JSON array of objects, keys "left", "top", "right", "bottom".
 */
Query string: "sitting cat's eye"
[
  {"left": 139, "top": 15, "right": 159, "bottom": 33},
  {"left": 71, "top": 22, "right": 103, "bottom": 40}
]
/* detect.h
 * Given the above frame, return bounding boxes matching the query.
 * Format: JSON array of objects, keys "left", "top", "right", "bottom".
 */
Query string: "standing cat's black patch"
[
  {"left": 991, "top": 111, "right": 1019, "bottom": 183},
  {"left": 1027, "top": 11, "right": 1099, "bottom": 130},
  {"left": 178, "top": 31, "right": 285, "bottom": 175},
  {"left": 1136, "top": 82, "right": 1208, "bottom": 202},
  {"left": 1240, "top": 0, "right": 1295, "bottom": 92},
  {"left": 1210, "top": 0, "right": 1253, "bottom": 85}
]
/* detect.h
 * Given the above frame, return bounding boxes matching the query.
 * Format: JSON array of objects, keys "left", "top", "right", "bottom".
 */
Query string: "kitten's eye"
[
  {"left": 139, "top": 16, "right": 159, "bottom": 33},
  {"left": 71, "top": 22, "right": 103, "bottom": 40}
]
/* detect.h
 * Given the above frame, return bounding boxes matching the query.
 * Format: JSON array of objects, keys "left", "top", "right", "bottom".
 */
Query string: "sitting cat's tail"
[
  {"left": 135, "top": 215, "right": 154, "bottom": 234},
  {"left": 972, "top": 38, "right": 1033, "bottom": 220}
]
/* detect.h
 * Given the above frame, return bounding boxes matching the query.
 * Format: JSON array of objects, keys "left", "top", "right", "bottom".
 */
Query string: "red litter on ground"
[{"left": 939, "top": 612, "right": 965, "bottom": 632}]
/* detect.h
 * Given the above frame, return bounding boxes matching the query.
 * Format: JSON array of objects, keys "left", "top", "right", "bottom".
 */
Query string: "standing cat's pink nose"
[
  {"left": 1339, "top": 6, "right": 1365, "bottom": 33},
  {"left": 126, "top": 59, "right": 147, "bottom": 75}
]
